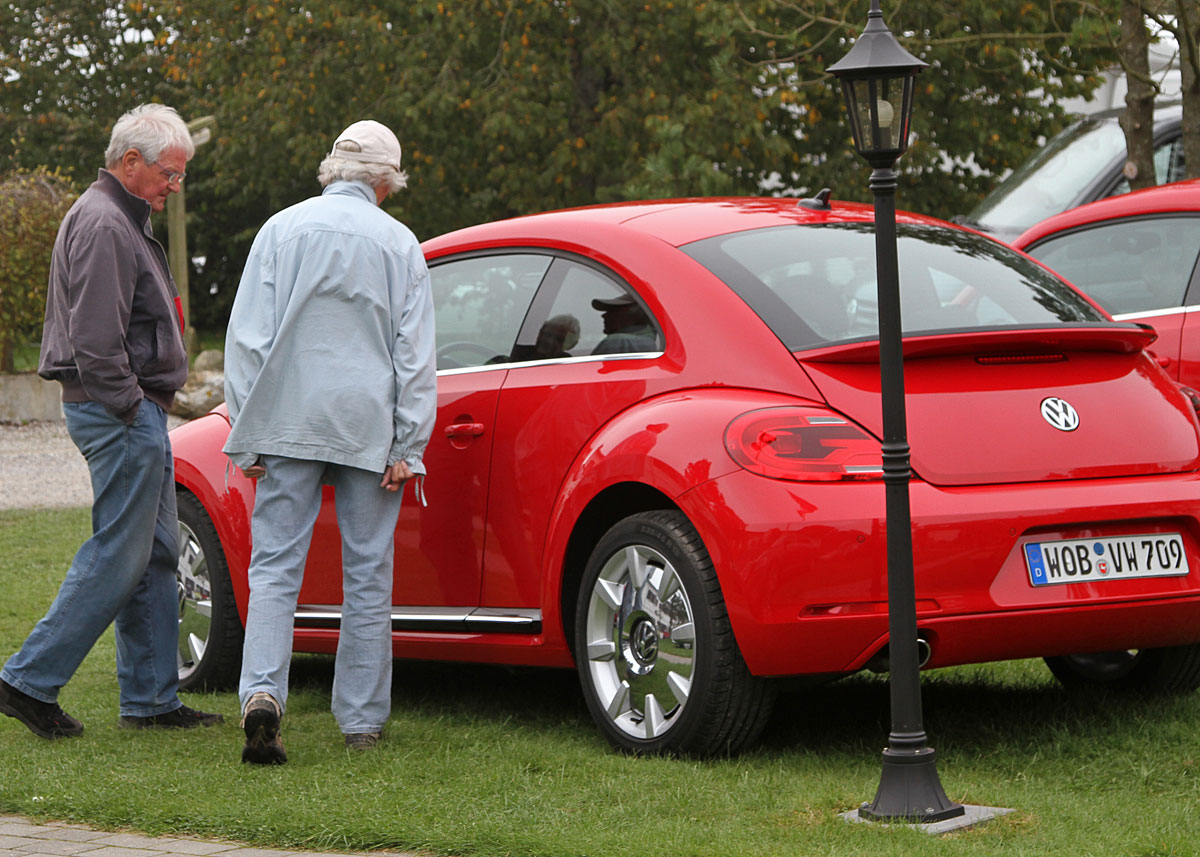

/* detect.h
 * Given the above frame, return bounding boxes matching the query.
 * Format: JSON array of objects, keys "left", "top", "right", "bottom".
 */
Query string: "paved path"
[{"left": 0, "top": 817, "right": 421, "bottom": 857}]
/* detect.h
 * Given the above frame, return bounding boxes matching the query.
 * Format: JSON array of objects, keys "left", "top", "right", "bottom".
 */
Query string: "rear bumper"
[{"left": 680, "top": 469, "right": 1200, "bottom": 677}]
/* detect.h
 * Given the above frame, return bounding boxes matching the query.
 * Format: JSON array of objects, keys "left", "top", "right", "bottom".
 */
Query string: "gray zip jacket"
[{"left": 38, "top": 169, "right": 188, "bottom": 423}]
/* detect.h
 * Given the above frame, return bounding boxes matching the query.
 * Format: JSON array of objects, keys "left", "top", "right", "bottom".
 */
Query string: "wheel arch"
[
  {"left": 540, "top": 387, "right": 817, "bottom": 661},
  {"left": 558, "top": 482, "right": 680, "bottom": 662},
  {"left": 170, "top": 411, "right": 254, "bottom": 619}
]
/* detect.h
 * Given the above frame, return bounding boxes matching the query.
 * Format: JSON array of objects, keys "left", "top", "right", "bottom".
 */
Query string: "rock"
[
  {"left": 193, "top": 348, "right": 224, "bottom": 373},
  {"left": 171, "top": 349, "right": 225, "bottom": 419}
]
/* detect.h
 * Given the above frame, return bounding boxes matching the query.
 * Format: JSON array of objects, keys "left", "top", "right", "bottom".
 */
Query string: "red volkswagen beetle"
[{"left": 172, "top": 196, "right": 1200, "bottom": 756}]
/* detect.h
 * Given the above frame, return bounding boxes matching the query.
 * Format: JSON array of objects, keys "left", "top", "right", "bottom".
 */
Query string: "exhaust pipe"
[{"left": 865, "top": 634, "right": 932, "bottom": 674}]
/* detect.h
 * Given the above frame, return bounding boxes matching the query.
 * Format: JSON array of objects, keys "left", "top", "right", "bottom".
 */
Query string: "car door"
[
  {"left": 296, "top": 252, "right": 549, "bottom": 611},
  {"left": 1177, "top": 262, "right": 1200, "bottom": 392},
  {"left": 1024, "top": 213, "right": 1200, "bottom": 386},
  {"left": 478, "top": 255, "right": 667, "bottom": 609}
]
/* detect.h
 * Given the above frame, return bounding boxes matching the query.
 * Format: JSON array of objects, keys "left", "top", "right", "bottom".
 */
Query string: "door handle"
[{"left": 444, "top": 422, "right": 485, "bottom": 439}]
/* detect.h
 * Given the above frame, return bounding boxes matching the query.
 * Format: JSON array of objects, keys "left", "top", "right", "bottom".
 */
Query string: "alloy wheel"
[{"left": 582, "top": 543, "right": 696, "bottom": 741}]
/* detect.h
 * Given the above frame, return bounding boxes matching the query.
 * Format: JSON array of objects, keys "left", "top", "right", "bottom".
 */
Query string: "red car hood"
[{"left": 797, "top": 326, "right": 1200, "bottom": 487}]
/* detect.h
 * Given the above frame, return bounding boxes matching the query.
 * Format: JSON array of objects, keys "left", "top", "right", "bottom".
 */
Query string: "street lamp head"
[{"left": 827, "top": 0, "right": 927, "bottom": 169}]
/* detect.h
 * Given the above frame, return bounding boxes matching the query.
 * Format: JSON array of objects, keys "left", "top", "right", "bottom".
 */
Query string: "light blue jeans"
[
  {"left": 238, "top": 455, "right": 403, "bottom": 735},
  {"left": 2, "top": 399, "right": 182, "bottom": 717}
]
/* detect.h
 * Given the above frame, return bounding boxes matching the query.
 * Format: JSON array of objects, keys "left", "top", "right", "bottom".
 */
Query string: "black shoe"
[
  {"left": 0, "top": 679, "right": 84, "bottom": 739},
  {"left": 120, "top": 704, "right": 224, "bottom": 730},
  {"left": 241, "top": 693, "right": 286, "bottom": 765}
]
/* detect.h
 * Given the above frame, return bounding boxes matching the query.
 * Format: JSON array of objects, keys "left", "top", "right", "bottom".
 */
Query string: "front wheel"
[
  {"left": 176, "top": 491, "right": 244, "bottom": 691},
  {"left": 574, "top": 510, "right": 775, "bottom": 756},
  {"left": 1044, "top": 645, "right": 1200, "bottom": 694}
]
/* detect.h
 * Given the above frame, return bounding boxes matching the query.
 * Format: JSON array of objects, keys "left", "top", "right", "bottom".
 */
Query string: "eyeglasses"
[{"left": 150, "top": 161, "right": 186, "bottom": 185}]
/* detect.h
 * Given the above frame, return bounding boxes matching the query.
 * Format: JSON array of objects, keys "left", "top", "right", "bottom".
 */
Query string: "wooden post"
[{"left": 166, "top": 115, "right": 216, "bottom": 357}]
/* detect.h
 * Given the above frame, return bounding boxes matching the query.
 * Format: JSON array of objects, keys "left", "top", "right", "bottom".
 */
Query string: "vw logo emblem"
[
  {"left": 631, "top": 620, "right": 659, "bottom": 665},
  {"left": 1040, "top": 397, "right": 1080, "bottom": 432}
]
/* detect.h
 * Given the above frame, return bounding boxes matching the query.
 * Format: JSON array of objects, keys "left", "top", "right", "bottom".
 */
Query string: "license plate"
[{"left": 1025, "top": 534, "right": 1189, "bottom": 587}]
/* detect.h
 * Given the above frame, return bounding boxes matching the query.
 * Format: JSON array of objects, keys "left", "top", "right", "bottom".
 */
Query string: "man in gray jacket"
[{"left": 0, "top": 104, "right": 222, "bottom": 739}]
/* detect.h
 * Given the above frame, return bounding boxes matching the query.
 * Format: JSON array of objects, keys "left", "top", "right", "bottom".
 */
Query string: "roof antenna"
[{"left": 798, "top": 188, "right": 832, "bottom": 211}]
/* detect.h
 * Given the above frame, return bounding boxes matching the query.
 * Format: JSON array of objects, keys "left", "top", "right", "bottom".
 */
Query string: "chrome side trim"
[
  {"left": 294, "top": 604, "right": 542, "bottom": 634},
  {"left": 1113, "top": 307, "right": 1188, "bottom": 321},
  {"left": 437, "top": 351, "right": 664, "bottom": 376}
]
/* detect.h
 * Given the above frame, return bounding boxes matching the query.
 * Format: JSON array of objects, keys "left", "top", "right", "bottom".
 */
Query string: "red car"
[
  {"left": 1013, "top": 178, "right": 1200, "bottom": 391},
  {"left": 172, "top": 197, "right": 1200, "bottom": 756}
]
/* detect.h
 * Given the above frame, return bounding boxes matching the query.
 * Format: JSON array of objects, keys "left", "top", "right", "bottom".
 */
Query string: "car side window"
[
  {"left": 429, "top": 254, "right": 551, "bottom": 369},
  {"left": 511, "top": 259, "right": 662, "bottom": 361},
  {"left": 1108, "top": 137, "right": 1186, "bottom": 197},
  {"left": 1028, "top": 216, "right": 1200, "bottom": 315}
]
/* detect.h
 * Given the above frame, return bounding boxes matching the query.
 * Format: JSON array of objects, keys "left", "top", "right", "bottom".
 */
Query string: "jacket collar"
[
  {"left": 321, "top": 180, "right": 377, "bottom": 206},
  {"left": 94, "top": 169, "right": 153, "bottom": 233}
]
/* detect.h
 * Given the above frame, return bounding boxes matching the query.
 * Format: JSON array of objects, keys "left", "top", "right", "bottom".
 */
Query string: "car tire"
[
  {"left": 574, "top": 510, "right": 775, "bottom": 756},
  {"left": 1044, "top": 645, "right": 1200, "bottom": 694},
  {"left": 176, "top": 490, "right": 244, "bottom": 691}
]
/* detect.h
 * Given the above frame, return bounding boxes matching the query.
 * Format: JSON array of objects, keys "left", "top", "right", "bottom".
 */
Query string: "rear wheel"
[
  {"left": 176, "top": 491, "right": 244, "bottom": 691},
  {"left": 1044, "top": 645, "right": 1200, "bottom": 694},
  {"left": 574, "top": 510, "right": 775, "bottom": 756}
]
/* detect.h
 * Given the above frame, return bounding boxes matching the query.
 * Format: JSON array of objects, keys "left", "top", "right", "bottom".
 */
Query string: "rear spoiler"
[{"left": 797, "top": 323, "right": 1156, "bottom": 364}]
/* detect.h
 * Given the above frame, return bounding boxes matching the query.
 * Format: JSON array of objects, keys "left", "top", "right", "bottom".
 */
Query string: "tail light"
[{"left": 724, "top": 407, "right": 883, "bottom": 481}]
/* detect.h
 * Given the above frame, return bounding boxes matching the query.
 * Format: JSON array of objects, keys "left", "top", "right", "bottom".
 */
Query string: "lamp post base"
[
  {"left": 842, "top": 803, "right": 1015, "bottom": 834},
  {"left": 858, "top": 746, "right": 965, "bottom": 823}
]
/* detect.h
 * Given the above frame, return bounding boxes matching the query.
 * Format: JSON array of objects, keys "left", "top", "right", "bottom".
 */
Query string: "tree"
[
  {"left": 0, "top": 2, "right": 1129, "bottom": 331},
  {"left": 1118, "top": 1, "right": 1158, "bottom": 190},
  {"left": 158, "top": 1, "right": 1120, "bottom": 329},
  {"left": 1146, "top": 0, "right": 1200, "bottom": 179},
  {"left": 0, "top": 169, "right": 76, "bottom": 372},
  {"left": 0, "top": 1, "right": 181, "bottom": 181},
  {"left": 1069, "top": 1, "right": 1199, "bottom": 183},
  {"left": 729, "top": 1, "right": 1115, "bottom": 211}
]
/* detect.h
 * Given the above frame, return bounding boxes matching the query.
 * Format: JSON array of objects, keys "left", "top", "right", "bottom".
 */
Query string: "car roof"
[
  {"left": 1013, "top": 178, "right": 1200, "bottom": 249},
  {"left": 422, "top": 196, "right": 957, "bottom": 256},
  {"left": 1083, "top": 101, "right": 1183, "bottom": 125}
]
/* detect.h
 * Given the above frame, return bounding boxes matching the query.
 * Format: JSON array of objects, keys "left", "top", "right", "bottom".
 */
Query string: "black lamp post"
[{"left": 828, "top": 1, "right": 965, "bottom": 824}]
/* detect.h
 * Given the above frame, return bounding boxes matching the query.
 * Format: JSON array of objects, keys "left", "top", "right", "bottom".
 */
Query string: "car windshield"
[
  {"left": 965, "top": 117, "right": 1126, "bottom": 235},
  {"left": 683, "top": 222, "right": 1105, "bottom": 351}
]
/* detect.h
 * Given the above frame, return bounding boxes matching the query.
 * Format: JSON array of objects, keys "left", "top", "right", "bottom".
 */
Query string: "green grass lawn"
[{"left": 2, "top": 507, "right": 1198, "bottom": 856}]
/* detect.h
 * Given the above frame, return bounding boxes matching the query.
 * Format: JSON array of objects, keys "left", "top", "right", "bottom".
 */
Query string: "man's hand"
[
  {"left": 381, "top": 460, "right": 414, "bottom": 492},
  {"left": 242, "top": 458, "right": 267, "bottom": 479}
]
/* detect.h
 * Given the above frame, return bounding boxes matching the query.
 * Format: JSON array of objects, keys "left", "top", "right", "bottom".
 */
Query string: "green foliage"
[
  {"left": 0, "top": 169, "right": 76, "bottom": 372},
  {"left": 0, "top": 1, "right": 182, "bottom": 183},
  {"left": 1, "top": 1, "right": 1130, "bottom": 330}
]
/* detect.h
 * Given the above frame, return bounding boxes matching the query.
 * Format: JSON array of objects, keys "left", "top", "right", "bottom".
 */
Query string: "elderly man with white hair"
[
  {"left": 223, "top": 119, "right": 436, "bottom": 764},
  {"left": 0, "top": 103, "right": 223, "bottom": 739}
]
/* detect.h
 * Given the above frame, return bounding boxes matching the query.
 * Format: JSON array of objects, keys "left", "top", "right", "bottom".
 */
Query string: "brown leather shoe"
[
  {"left": 344, "top": 732, "right": 381, "bottom": 750},
  {"left": 241, "top": 692, "right": 286, "bottom": 765}
]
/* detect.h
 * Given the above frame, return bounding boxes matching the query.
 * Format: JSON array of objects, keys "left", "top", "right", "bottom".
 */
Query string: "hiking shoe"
[
  {"left": 241, "top": 692, "right": 286, "bottom": 765},
  {"left": 344, "top": 732, "right": 381, "bottom": 750},
  {"left": 120, "top": 704, "right": 224, "bottom": 730},
  {"left": 0, "top": 679, "right": 84, "bottom": 739}
]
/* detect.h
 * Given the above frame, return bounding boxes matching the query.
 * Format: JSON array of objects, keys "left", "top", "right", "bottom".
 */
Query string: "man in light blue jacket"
[{"left": 223, "top": 119, "right": 436, "bottom": 764}]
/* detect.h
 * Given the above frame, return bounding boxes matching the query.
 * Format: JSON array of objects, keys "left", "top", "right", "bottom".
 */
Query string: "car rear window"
[{"left": 682, "top": 222, "right": 1105, "bottom": 351}]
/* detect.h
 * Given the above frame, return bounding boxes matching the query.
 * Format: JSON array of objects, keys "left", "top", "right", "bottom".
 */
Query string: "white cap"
[{"left": 328, "top": 120, "right": 402, "bottom": 172}]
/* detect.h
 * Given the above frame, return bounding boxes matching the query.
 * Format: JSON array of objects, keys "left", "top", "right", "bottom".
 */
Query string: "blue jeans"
[
  {"left": 238, "top": 455, "right": 403, "bottom": 734},
  {"left": 1, "top": 400, "right": 182, "bottom": 717}
]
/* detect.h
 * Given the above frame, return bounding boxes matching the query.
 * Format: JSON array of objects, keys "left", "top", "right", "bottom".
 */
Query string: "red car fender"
[
  {"left": 170, "top": 406, "right": 255, "bottom": 621},
  {"left": 536, "top": 387, "right": 827, "bottom": 652}
]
